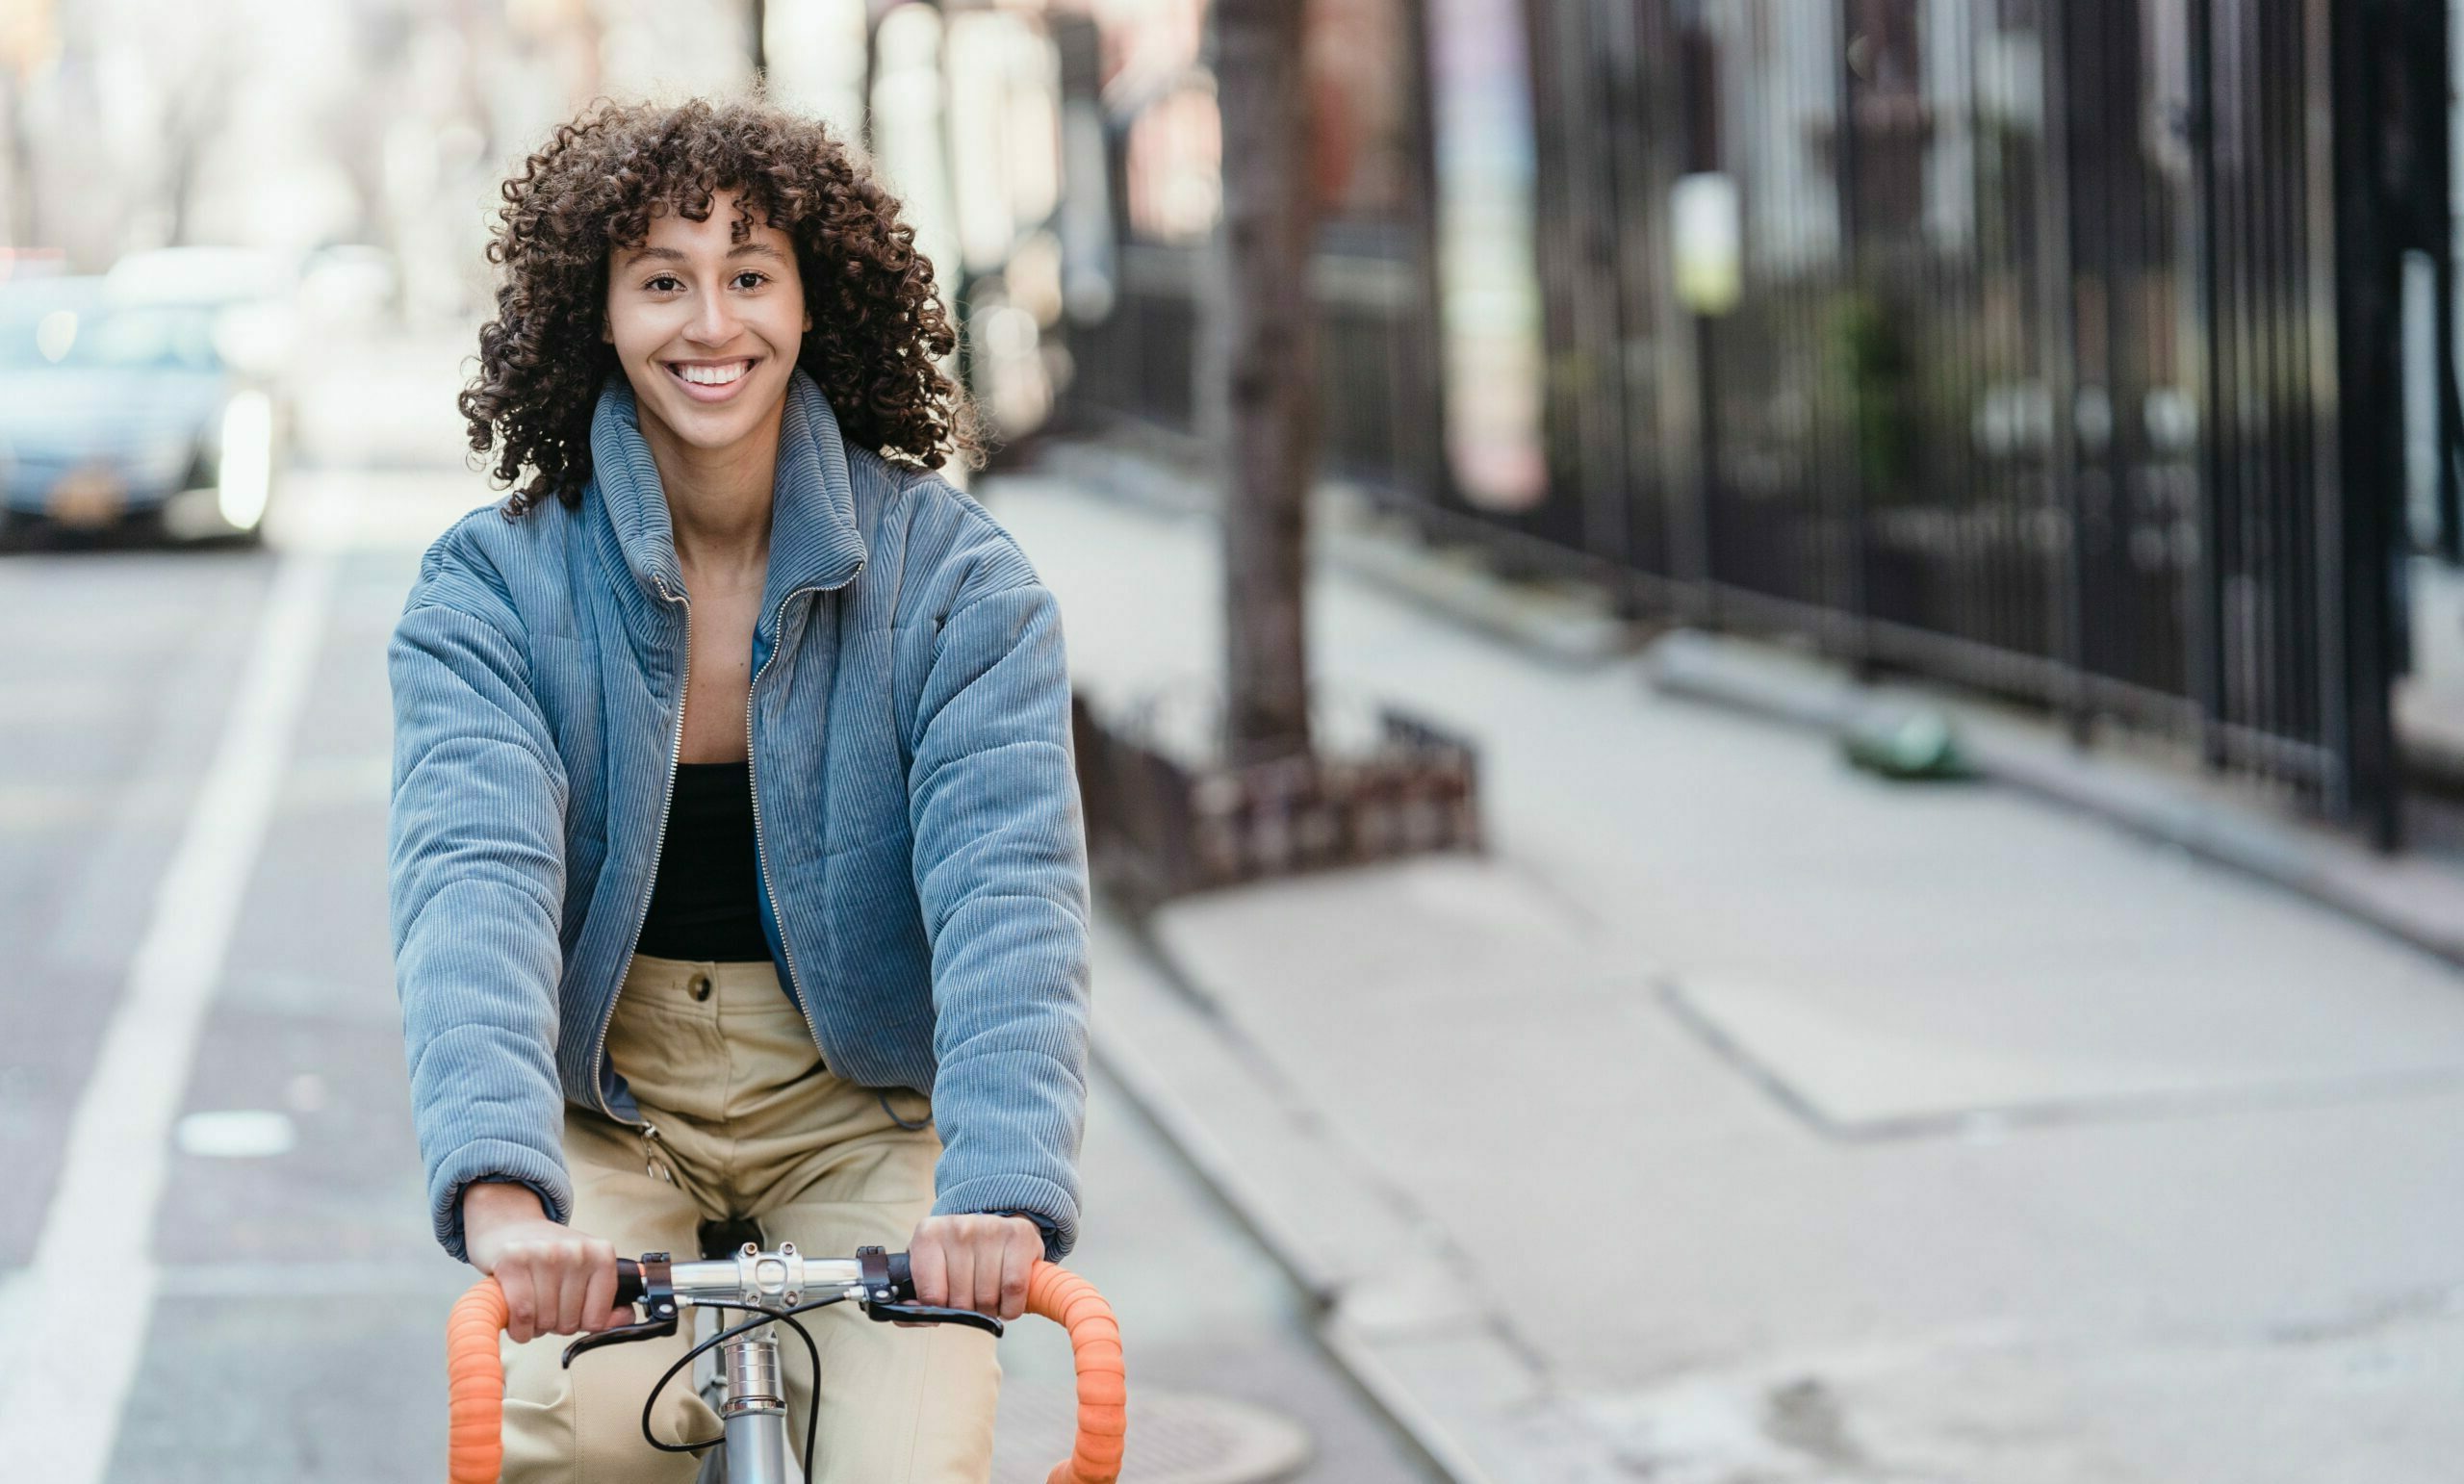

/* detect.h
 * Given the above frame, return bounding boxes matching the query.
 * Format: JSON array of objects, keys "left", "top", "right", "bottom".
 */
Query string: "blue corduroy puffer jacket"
[{"left": 387, "top": 369, "right": 1090, "bottom": 1263}]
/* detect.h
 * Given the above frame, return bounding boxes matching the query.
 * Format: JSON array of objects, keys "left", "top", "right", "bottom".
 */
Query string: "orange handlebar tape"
[
  {"left": 445, "top": 1278, "right": 508, "bottom": 1484},
  {"left": 1025, "top": 1260, "right": 1127, "bottom": 1484}
]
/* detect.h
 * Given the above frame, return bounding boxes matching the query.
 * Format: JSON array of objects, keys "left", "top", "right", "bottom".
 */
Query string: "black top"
[{"left": 635, "top": 760, "right": 774, "bottom": 963}]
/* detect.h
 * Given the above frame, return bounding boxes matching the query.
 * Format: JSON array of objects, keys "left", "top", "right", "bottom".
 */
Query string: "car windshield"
[{"left": 0, "top": 299, "right": 221, "bottom": 372}]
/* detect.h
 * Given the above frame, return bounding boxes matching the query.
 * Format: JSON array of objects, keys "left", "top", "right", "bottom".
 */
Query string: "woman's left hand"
[{"left": 908, "top": 1213, "right": 1045, "bottom": 1321}]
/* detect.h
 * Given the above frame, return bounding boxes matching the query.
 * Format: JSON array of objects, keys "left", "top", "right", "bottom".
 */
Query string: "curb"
[
  {"left": 1085, "top": 909, "right": 1615, "bottom": 1484},
  {"left": 1645, "top": 627, "right": 2464, "bottom": 973}
]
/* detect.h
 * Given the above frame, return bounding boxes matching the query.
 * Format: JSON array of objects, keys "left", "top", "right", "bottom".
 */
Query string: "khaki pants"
[{"left": 500, "top": 954, "right": 999, "bottom": 1483}]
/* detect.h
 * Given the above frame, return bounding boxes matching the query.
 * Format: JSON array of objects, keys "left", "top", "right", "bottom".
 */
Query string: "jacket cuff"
[
  {"left": 984, "top": 1208, "right": 1064, "bottom": 1262},
  {"left": 936, "top": 1173, "right": 1076, "bottom": 1261},
  {"left": 430, "top": 1138, "right": 574, "bottom": 1264}
]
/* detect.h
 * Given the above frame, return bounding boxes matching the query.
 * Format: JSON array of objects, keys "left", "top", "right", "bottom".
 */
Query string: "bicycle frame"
[{"left": 445, "top": 1244, "right": 1125, "bottom": 1484}]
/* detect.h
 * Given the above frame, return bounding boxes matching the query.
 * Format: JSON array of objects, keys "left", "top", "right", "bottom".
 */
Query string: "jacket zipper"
[
  {"left": 591, "top": 576, "right": 691, "bottom": 1128},
  {"left": 592, "top": 563, "right": 857, "bottom": 1133},
  {"left": 748, "top": 578, "right": 843, "bottom": 1060}
]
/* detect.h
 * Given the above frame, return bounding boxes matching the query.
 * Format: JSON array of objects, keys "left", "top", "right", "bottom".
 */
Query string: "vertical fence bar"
[
  {"left": 2322, "top": 0, "right": 2401, "bottom": 842},
  {"left": 2038, "top": 0, "right": 2091, "bottom": 738},
  {"left": 2184, "top": 0, "right": 2230, "bottom": 767},
  {"left": 1678, "top": 5, "right": 1722, "bottom": 618},
  {"left": 1400, "top": 0, "right": 1450, "bottom": 522},
  {"left": 1835, "top": 0, "right": 1870, "bottom": 665},
  {"left": 2438, "top": 215, "right": 2464, "bottom": 563}
]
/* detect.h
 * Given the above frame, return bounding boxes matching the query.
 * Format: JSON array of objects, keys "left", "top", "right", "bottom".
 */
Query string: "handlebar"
[
  {"left": 446, "top": 1248, "right": 1124, "bottom": 1484},
  {"left": 605, "top": 1247, "right": 912, "bottom": 1309}
]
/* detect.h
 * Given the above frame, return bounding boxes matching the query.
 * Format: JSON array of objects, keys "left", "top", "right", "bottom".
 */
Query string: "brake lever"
[
  {"left": 850, "top": 1243, "right": 1007, "bottom": 1336},
  {"left": 561, "top": 1314, "right": 679, "bottom": 1366},
  {"left": 560, "top": 1252, "right": 679, "bottom": 1369},
  {"left": 862, "top": 1300, "right": 1006, "bottom": 1338}
]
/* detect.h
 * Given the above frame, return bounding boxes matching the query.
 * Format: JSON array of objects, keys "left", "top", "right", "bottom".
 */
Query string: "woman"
[{"left": 387, "top": 94, "right": 1090, "bottom": 1483}]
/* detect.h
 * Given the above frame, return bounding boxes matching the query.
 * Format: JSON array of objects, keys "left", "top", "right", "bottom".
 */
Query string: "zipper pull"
[{"left": 640, "top": 1121, "right": 676, "bottom": 1185}]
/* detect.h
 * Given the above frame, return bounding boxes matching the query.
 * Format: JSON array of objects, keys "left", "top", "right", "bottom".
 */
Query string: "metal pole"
[
  {"left": 2037, "top": 0, "right": 2092, "bottom": 741},
  {"left": 1834, "top": 0, "right": 1871, "bottom": 671},
  {"left": 2321, "top": 0, "right": 2407, "bottom": 846},
  {"left": 2185, "top": 0, "right": 2230, "bottom": 770}
]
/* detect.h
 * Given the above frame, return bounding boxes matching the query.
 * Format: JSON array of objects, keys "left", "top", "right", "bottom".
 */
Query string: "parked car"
[{"left": 0, "top": 272, "right": 283, "bottom": 546}]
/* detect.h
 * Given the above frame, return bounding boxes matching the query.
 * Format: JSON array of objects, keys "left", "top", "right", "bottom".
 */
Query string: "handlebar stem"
[{"left": 663, "top": 1243, "right": 867, "bottom": 1310}]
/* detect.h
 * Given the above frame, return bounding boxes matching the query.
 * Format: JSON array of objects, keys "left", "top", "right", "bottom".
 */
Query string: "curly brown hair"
[{"left": 460, "top": 91, "right": 984, "bottom": 515}]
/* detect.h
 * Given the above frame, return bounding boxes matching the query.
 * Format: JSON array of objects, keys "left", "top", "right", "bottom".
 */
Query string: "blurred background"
[{"left": 8, "top": 0, "right": 2464, "bottom": 1480}]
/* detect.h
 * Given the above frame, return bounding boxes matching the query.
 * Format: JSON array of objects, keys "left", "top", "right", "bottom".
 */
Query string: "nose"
[{"left": 686, "top": 285, "right": 740, "bottom": 347}]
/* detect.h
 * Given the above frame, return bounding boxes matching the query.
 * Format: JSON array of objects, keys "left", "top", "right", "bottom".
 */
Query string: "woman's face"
[{"left": 604, "top": 189, "right": 811, "bottom": 459}]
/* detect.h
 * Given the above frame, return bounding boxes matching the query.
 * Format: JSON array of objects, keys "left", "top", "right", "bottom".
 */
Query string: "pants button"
[{"left": 688, "top": 973, "right": 712, "bottom": 1002}]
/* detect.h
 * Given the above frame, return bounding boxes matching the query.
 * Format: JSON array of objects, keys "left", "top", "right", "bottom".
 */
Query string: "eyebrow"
[{"left": 621, "top": 243, "right": 788, "bottom": 269}]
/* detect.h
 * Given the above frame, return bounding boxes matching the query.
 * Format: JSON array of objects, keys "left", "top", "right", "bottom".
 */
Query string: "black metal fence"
[{"left": 1059, "top": 0, "right": 2441, "bottom": 843}]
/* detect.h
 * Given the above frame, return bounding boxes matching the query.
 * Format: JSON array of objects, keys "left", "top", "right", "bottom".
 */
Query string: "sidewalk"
[{"left": 988, "top": 464, "right": 2464, "bottom": 1483}]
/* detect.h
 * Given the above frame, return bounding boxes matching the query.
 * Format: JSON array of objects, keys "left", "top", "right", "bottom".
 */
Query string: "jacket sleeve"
[
  {"left": 907, "top": 577, "right": 1092, "bottom": 1260},
  {"left": 387, "top": 562, "right": 574, "bottom": 1264}
]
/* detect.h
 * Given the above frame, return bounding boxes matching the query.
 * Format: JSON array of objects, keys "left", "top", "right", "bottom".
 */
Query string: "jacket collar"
[{"left": 588, "top": 367, "right": 870, "bottom": 633}]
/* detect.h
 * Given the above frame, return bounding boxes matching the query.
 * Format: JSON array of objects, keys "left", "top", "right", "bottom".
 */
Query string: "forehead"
[{"left": 624, "top": 192, "right": 791, "bottom": 256}]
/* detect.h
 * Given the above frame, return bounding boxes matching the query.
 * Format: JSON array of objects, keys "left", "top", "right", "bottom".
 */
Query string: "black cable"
[{"left": 637, "top": 1295, "right": 840, "bottom": 1480}]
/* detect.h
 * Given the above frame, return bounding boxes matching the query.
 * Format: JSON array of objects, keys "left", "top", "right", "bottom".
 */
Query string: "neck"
[{"left": 639, "top": 396, "right": 785, "bottom": 581}]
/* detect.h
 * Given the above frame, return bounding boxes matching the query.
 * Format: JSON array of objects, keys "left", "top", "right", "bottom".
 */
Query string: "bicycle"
[{"left": 446, "top": 1241, "right": 1125, "bottom": 1484}]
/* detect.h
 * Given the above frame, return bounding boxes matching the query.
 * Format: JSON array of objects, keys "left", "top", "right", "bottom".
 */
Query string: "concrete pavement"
[{"left": 990, "top": 463, "right": 2464, "bottom": 1482}]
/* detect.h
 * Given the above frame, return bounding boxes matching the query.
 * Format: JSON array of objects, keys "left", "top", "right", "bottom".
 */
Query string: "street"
[{"left": 0, "top": 371, "right": 1434, "bottom": 1483}]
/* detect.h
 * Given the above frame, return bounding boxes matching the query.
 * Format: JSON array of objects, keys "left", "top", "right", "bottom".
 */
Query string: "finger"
[
  {"left": 974, "top": 1227, "right": 1010, "bottom": 1318},
  {"left": 943, "top": 1235, "right": 980, "bottom": 1318},
  {"left": 999, "top": 1233, "right": 1034, "bottom": 1322},
  {"left": 910, "top": 1227, "right": 948, "bottom": 1308},
  {"left": 540, "top": 1245, "right": 574, "bottom": 1335},
  {"left": 500, "top": 1263, "right": 536, "bottom": 1345},
  {"left": 569, "top": 1237, "right": 603, "bottom": 1331},
  {"left": 580, "top": 1243, "right": 621, "bottom": 1333},
  {"left": 976, "top": 1224, "right": 1012, "bottom": 1318}
]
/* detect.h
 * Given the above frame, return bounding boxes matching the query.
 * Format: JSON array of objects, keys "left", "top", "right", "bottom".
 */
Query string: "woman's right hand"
[{"left": 461, "top": 1180, "right": 631, "bottom": 1343}]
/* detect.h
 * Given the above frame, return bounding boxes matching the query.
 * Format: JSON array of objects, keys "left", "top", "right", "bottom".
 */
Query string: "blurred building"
[{"left": 969, "top": 0, "right": 2450, "bottom": 852}]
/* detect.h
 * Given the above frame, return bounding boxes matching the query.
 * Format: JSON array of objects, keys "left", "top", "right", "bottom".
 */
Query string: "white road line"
[{"left": 0, "top": 541, "right": 338, "bottom": 1480}]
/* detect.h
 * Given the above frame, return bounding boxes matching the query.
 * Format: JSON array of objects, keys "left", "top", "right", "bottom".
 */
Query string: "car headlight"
[{"left": 217, "top": 391, "right": 272, "bottom": 530}]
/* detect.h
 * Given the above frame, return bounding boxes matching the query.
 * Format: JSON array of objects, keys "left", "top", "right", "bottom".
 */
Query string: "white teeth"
[{"left": 675, "top": 361, "right": 750, "bottom": 386}]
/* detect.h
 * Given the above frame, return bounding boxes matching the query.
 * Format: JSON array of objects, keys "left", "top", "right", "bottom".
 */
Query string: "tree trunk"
[{"left": 1211, "top": 0, "right": 1317, "bottom": 763}]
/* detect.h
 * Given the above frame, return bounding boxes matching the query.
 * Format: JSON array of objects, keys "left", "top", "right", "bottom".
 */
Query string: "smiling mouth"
[{"left": 665, "top": 358, "right": 757, "bottom": 388}]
